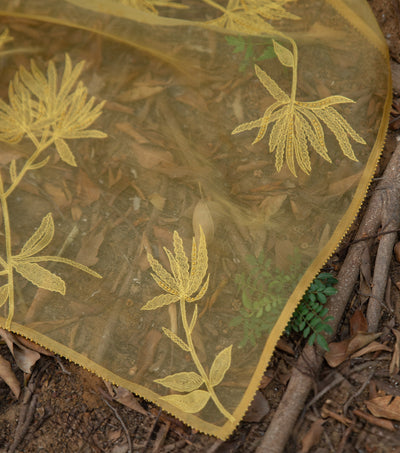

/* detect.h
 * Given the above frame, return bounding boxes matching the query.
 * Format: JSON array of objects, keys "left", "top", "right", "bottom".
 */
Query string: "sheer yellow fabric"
[{"left": 0, "top": 0, "right": 390, "bottom": 439}]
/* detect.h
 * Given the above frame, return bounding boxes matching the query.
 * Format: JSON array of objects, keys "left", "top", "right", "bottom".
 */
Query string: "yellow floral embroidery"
[
  {"left": 142, "top": 227, "right": 235, "bottom": 422},
  {"left": 0, "top": 28, "right": 13, "bottom": 49},
  {"left": 232, "top": 40, "right": 366, "bottom": 176},
  {"left": 112, "top": 0, "right": 187, "bottom": 14},
  {"left": 203, "top": 0, "right": 298, "bottom": 34},
  {"left": 0, "top": 54, "right": 106, "bottom": 329}
]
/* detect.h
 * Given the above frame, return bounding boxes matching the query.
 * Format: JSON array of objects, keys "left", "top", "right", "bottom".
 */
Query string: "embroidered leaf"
[
  {"left": 9, "top": 159, "right": 16, "bottom": 182},
  {"left": 254, "top": 64, "right": 289, "bottom": 102},
  {"left": 0, "top": 54, "right": 106, "bottom": 145},
  {"left": 161, "top": 390, "right": 210, "bottom": 414},
  {"left": 273, "top": 40, "right": 294, "bottom": 67},
  {"left": 188, "top": 227, "right": 208, "bottom": 296},
  {"left": 0, "top": 285, "right": 9, "bottom": 308},
  {"left": 29, "top": 156, "right": 50, "bottom": 171},
  {"left": 241, "top": 0, "right": 300, "bottom": 21},
  {"left": 0, "top": 28, "right": 13, "bottom": 49},
  {"left": 13, "top": 262, "right": 65, "bottom": 294},
  {"left": 189, "top": 304, "right": 198, "bottom": 333},
  {"left": 113, "top": 0, "right": 187, "bottom": 14},
  {"left": 143, "top": 227, "right": 209, "bottom": 308},
  {"left": 188, "top": 275, "right": 209, "bottom": 302},
  {"left": 155, "top": 372, "right": 203, "bottom": 392},
  {"left": 141, "top": 294, "right": 179, "bottom": 310},
  {"left": 209, "top": 345, "right": 232, "bottom": 387},
  {"left": 173, "top": 231, "right": 189, "bottom": 288},
  {"left": 232, "top": 64, "right": 365, "bottom": 176},
  {"left": 147, "top": 252, "right": 178, "bottom": 294},
  {"left": 55, "top": 138, "right": 77, "bottom": 167},
  {"left": 162, "top": 327, "right": 190, "bottom": 351},
  {"left": 20, "top": 213, "right": 54, "bottom": 258}
]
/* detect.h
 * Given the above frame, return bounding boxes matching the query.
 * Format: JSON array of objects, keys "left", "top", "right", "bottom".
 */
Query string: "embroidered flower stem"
[{"left": 179, "top": 296, "right": 234, "bottom": 422}]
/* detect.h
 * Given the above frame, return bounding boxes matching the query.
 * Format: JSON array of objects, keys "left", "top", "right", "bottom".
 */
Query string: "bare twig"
[
  {"left": 256, "top": 143, "right": 400, "bottom": 453},
  {"left": 102, "top": 397, "right": 132, "bottom": 453}
]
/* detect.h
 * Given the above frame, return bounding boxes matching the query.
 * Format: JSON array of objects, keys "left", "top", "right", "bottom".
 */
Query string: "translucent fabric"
[{"left": 0, "top": 0, "right": 390, "bottom": 439}]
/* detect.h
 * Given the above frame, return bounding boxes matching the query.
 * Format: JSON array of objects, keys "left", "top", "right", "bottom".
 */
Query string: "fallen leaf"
[
  {"left": 350, "top": 310, "right": 368, "bottom": 336},
  {"left": 193, "top": 199, "right": 214, "bottom": 244},
  {"left": 75, "top": 228, "right": 105, "bottom": 266},
  {"left": 111, "top": 386, "right": 147, "bottom": 416},
  {"left": 243, "top": 390, "right": 270, "bottom": 422},
  {"left": 260, "top": 194, "right": 287, "bottom": 221},
  {"left": 131, "top": 143, "right": 174, "bottom": 170},
  {"left": 118, "top": 85, "right": 165, "bottom": 102},
  {"left": 115, "top": 122, "right": 149, "bottom": 144},
  {"left": 318, "top": 223, "right": 330, "bottom": 252},
  {"left": 0, "top": 355, "right": 20, "bottom": 398},
  {"left": 394, "top": 241, "right": 400, "bottom": 263},
  {"left": 366, "top": 395, "right": 400, "bottom": 422},
  {"left": 44, "top": 182, "right": 71, "bottom": 208},
  {"left": 0, "top": 329, "right": 41, "bottom": 374},
  {"left": 350, "top": 341, "right": 391, "bottom": 358},
  {"left": 76, "top": 169, "right": 101, "bottom": 206},
  {"left": 328, "top": 171, "right": 362, "bottom": 196},
  {"left": 390, "top": 329, "right": 400, "bottom": 376},
  {"left": 14, "top": 335, "right": 54, "bottom": 357},
  {"left": 71, "top": 204, "right": 82, "bottom": 221},
  {"left": 300, "top": 419, "right": 325, "bottom": 453},
  {"left": 325, "top": 332, "right": 381, "bottom": 367},
  {"left": 149, "top": 192, "right": 166, "bottom": 211}
]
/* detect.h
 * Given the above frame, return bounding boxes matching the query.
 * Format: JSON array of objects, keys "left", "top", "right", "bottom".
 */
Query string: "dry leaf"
[
  {"left": 149, "top": 192, "right": 166, "bottom": 211},
  {"left": 192, "top": 199, "right": 214, "bottom": 244},
  {"left": 118, "top": 85, "right": 165, "bottom": 102},
  {"left": 260, "top": 194, "right": 287, "bottom": 221},
  {"left": 394, "top": 241, "right": 400, "bottom": 263},
  {"left": 75, "top": 229, "right": 105, "bottom": 266},
  {"left": 115, "top": 122, "right": 149, "bottom": 143},
  {"left": 350, "top": 341, "right": 391, "bottom": 358},
  {"left": 300, "top": 419, "right": 325, "bottom": 453},
  {"left": 131, "top": 143, "right": 174, "bottom": 170},
  {"left": 44, "top": 182, "right": 71, "bottom": 208},
  {"left": 76, "top": 169, "right": 101, "bottom": 206},
  {"left": 243, "top": 391, "right": 270, "bottom": 422},
  {"left": 0, "top": 329, "right": 41, "bottom": 374},
  {"left": 366, "top": 395, "right": 400, "bottom": 422},
  {"left": 14, "top": 335, "right": 54, "bottom": 357},
  {"left": 325, "top": 332, "right": 381, "bottom": 367},
  {"left": 390, "top": 329, "right": 400, "bottom": 376},
  {"left": 328, "top": 172, "right": 362, "bottom": 196},
  {"left": 111, "top": 386, "right": 148, "bottom": 416},
  {"left": 349, "top": 310, "right": 368, "bottom": 336},
  {"left": 0, "top": 355, "right": 20, "bottom": 398},
  {"left": 318, "top": 223, "right": 330, "bottom": 251}
]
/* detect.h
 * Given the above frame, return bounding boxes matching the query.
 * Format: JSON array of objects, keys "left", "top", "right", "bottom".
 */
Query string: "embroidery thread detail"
[
  {"left": 142, "top": 227, "right": 235, "bottom": 422},
  {"left": 232, "top": 39, "right": 366, "bottom": 176},
  {"left": 0, "top": 54, "right": 106, "bottom": 329}
]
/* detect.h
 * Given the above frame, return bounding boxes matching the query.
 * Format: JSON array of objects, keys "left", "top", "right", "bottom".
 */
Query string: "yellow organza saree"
[{"left": 0, "top": 0, "right": 390, "bottom": 439}]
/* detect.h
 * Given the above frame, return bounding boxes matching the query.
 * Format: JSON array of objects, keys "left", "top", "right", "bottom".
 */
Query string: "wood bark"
[{"left": 256, "top": 144, "right": 400, "bottom": 453}]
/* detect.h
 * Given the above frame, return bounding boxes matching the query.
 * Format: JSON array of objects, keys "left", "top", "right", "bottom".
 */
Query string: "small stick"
[
  {"left": 102, "top": 397, "right": 132, "bottom": 453},
  {"left": 343, "top": 370, "right": 375, "bottom": 416},
  {"left": 353, "top": 408, "right": 395, "bottom": 431},
  {"left": 256, "top": 143, "right": 400, "bottom": 453}
]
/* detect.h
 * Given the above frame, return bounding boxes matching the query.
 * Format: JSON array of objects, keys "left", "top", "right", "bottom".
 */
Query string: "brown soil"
[{"left": 1, "top": 1, "right": 400, "bottom": 452}]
